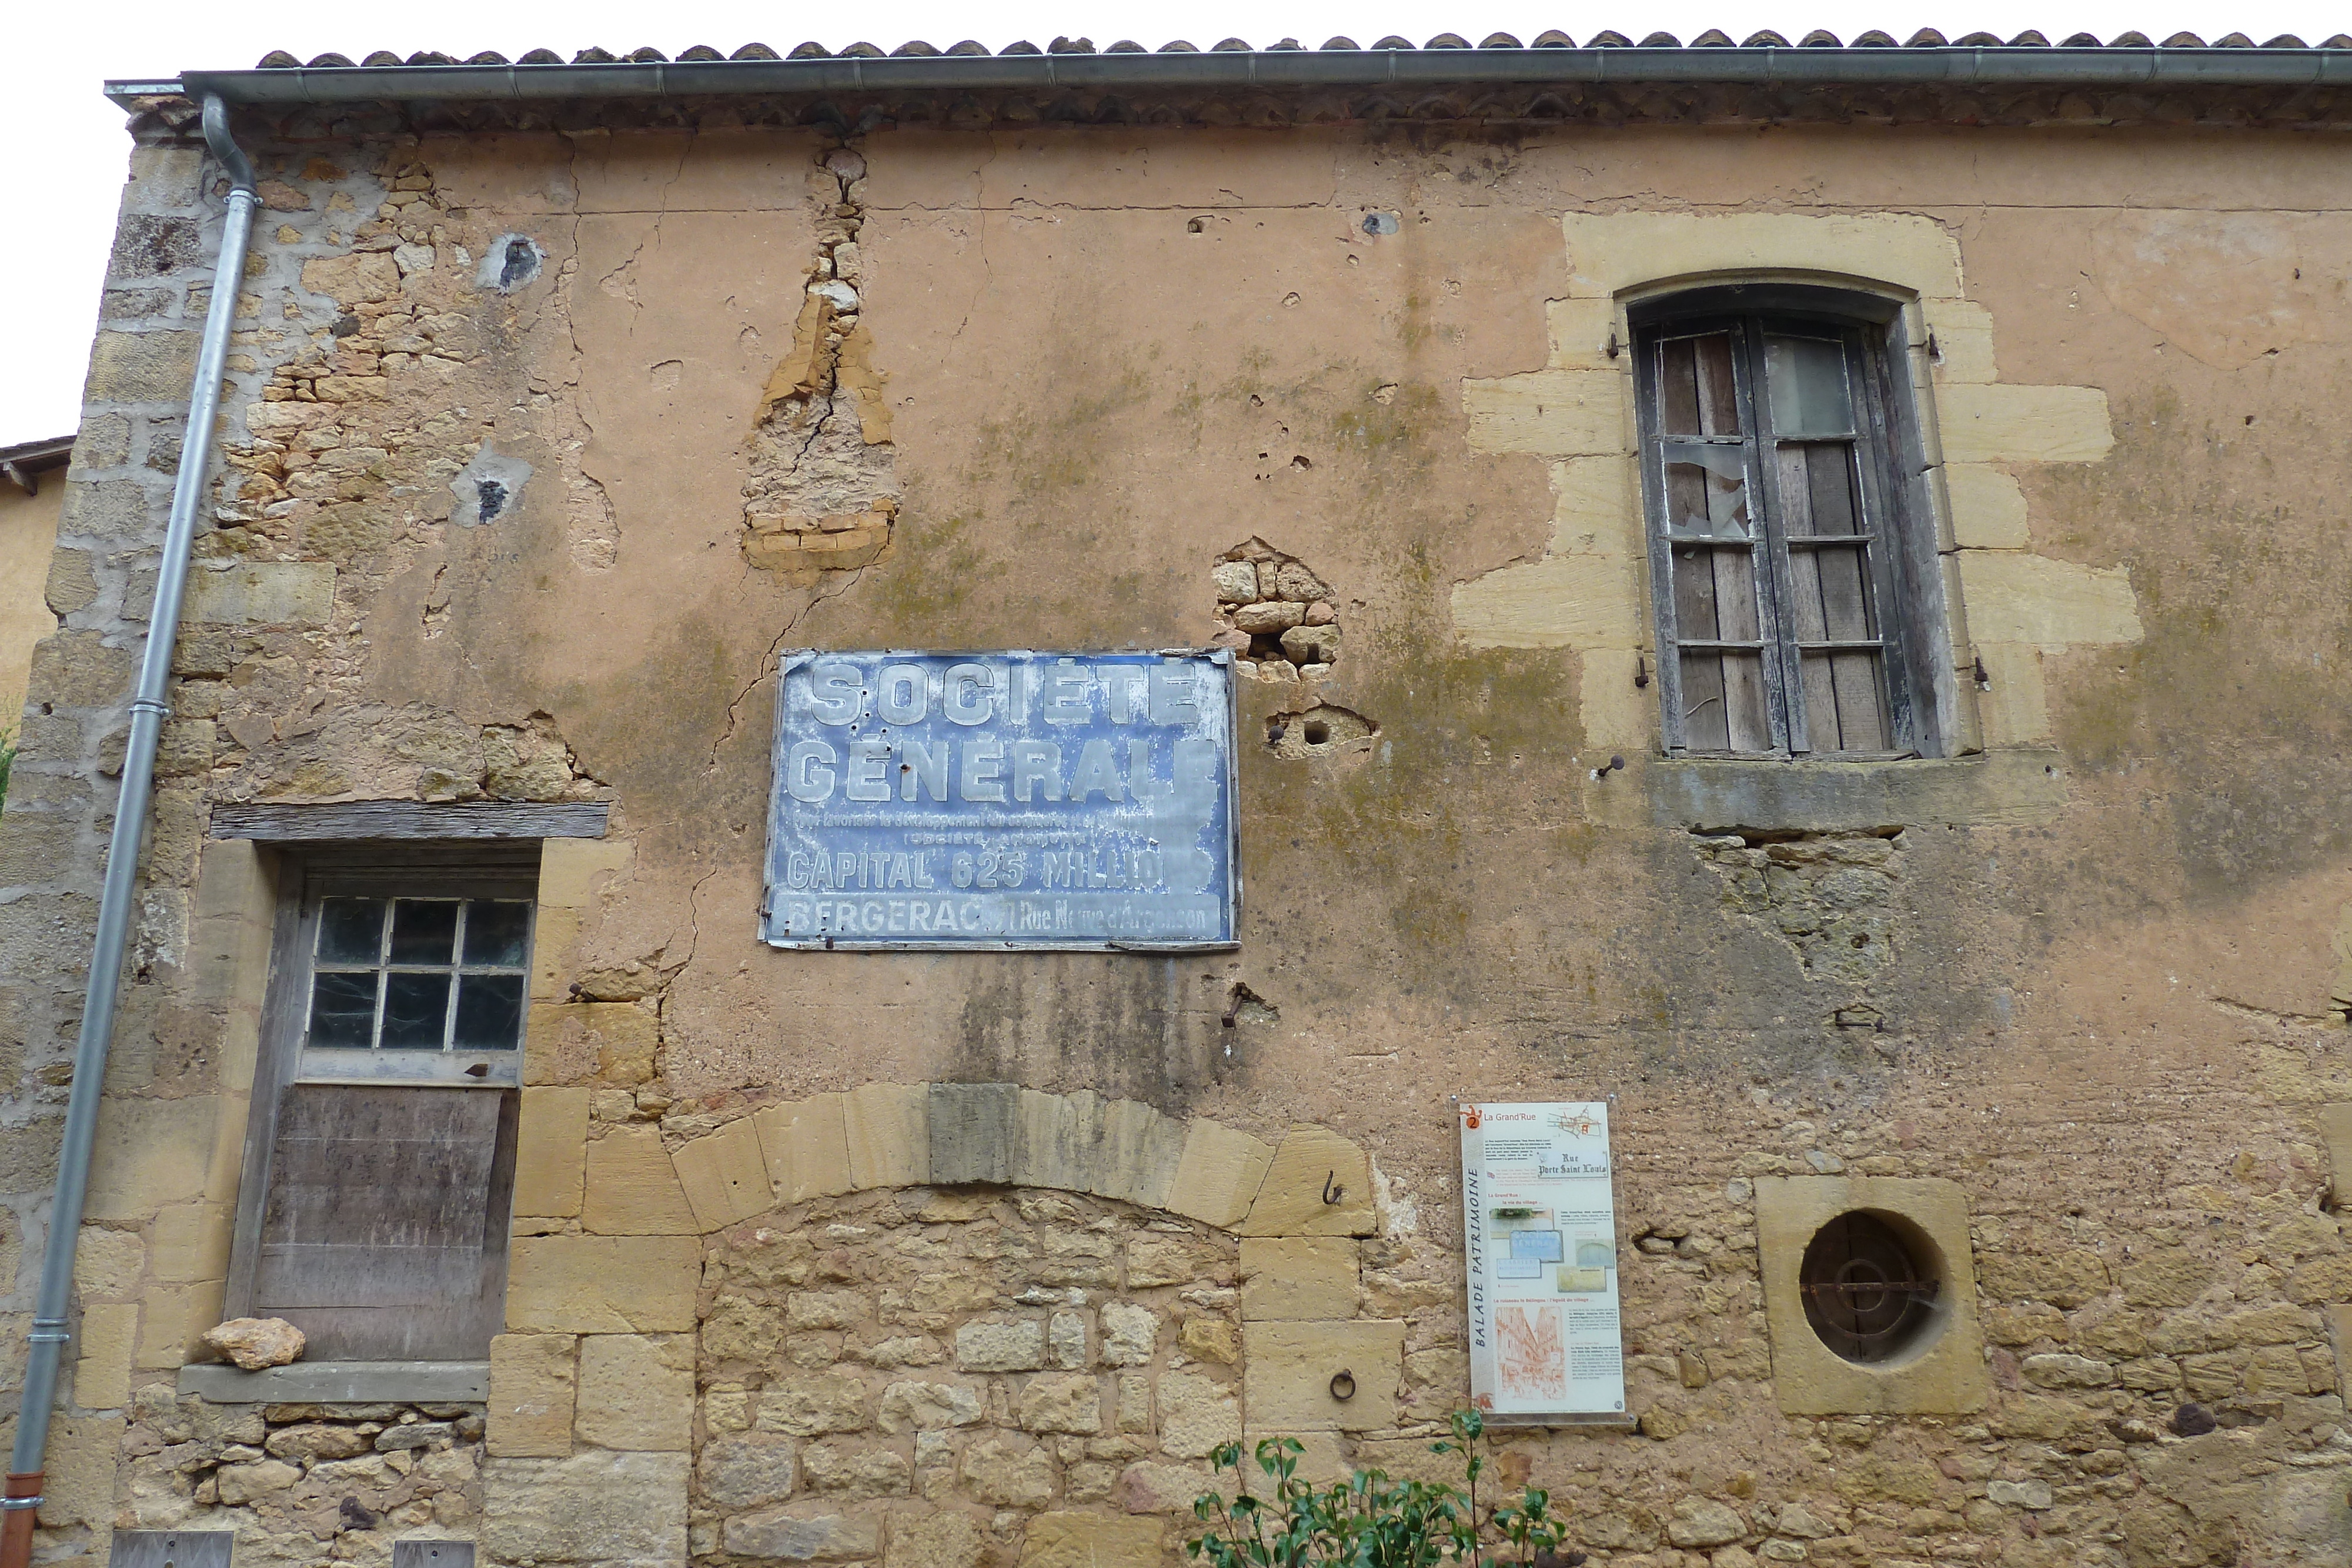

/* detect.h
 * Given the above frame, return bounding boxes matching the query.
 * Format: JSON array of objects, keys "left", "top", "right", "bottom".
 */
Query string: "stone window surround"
[
  {"left": 1754, "top": 1174, "right": 1989, "bottom": 1416},
  {"left": 70, "top": 823, "right": 612, "bottom": 1415},
  {"left": 1451, "top": 210, "right": 2146, "bottom": 830}
]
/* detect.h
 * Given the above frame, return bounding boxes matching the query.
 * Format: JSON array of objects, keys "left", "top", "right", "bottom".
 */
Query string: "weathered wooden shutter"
[{"left": 251, "top": 1085, "right": 514, "bottom": 1360}]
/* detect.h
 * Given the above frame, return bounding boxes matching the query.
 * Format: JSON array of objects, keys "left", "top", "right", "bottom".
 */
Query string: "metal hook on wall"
[{"left": 1321, "top": 1170, "right": 1344, "bottom": 1205}]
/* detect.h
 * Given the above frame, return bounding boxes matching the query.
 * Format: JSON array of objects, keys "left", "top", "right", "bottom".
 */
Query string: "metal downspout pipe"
[{"left": 0, "top": 93, "right": 255, "bottom": 1568}]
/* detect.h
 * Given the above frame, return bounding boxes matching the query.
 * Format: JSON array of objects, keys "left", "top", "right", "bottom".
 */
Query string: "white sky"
[{"left": 4, "top": 0, "right": 2343, "bottom": 445}]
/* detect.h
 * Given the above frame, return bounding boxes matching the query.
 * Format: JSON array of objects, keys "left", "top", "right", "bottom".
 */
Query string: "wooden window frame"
[
  {"left": 224, "top": 844, "right": 539, "bottom": 1362},
  {"left": 1632, "top": 284, "right": 1950, "bottom": 761}
]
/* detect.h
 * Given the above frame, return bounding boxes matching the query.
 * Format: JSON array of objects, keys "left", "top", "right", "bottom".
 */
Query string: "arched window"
[{"left": 1632, "top": 284, "right": 1948, "bottom": 758}]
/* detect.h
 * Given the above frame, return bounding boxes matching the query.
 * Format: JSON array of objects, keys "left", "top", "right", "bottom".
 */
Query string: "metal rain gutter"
[
  {"left": 115, "top": 45, "right": 2352, "bottom": 108},
  {"left": 0, "top": 94, "right": 256, "bottom": 1568}
]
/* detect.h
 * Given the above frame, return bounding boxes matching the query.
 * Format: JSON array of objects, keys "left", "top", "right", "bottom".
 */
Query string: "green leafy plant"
[
  {"left": 0, "top": 726, "right": 14, "bottom": 817},
  {"left": 1188, "top": 1409, "right": 1584, "bottom": 1568}
]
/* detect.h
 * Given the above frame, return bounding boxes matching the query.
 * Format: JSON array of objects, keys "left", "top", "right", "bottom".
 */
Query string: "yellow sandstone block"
[
  {"left": 673, "top": 1116, "right": 773, "bottom": 1231},
  {"left": 1240, "top": 1238, "right": 1359, "bottom": 1321},
  {"left": 1922, "top": 299, "right": 1999, "bottom": 383},
  {"left": 530, "top": 905, "right": 583, "bottom": 1002},
  {"left": 507, "top": 1236, "right": 703, "bottom": 1333},
  {"left": 582, "top": 1125, "right": 699, "bottom": 1236},
  {"left": 85, "top": 1098, "right": 219, "bottom": 1224},
  {"left": 74, "top": 1303, "right": 139, "bottom": 1409},
  {"left": 1164, "top": 1119, "right": 1275, "bottom": 1229},
  {"left": 1017, "top": 1512, "right": 1165, "bottom": 1568},
  {"left": 575, "top": 1333, "right": 694, "bottom": 1451},
  {"left": 538, "top": 836, "right": 632, "bottom": 911},
  {"left": 1942, "top": 465, "right": 2030, "bottom": 550},
  {"left": 133, "top": 1280, "right": 223, "bottom": 1369},
  {"left": 755, "top": 1093, "right": 855, "bottom": 1203},
  {"left": 149, "top": 1205, "right": 232, "bottom": 1283},
  {"left": 1957, "top": 551, "right": 2143, "bottom": 648},
  {"left": 1937, "top": 384, "right": 2113, "bottom": 464},
  {"left": 527, "top": 1001, "right": 660, "bottom": 1087},
  {"left": 1545, "top": 297, "right": 1620, "bottom": 369},
  {"left": 842, "top": 1081, "right": 929, "bottom": 1189},
  {"left": 1451, "top": 553, "right": 1644, "bottom": 650},
  {"left": 1972, "top": 643, "right": 2052, "bottom": 747},
  {"left": 1237, "top": 1126, "right": 1377, "bottom": 1238},
  {"left": 515, "top": 1086, "right": 592, "bottom": 1219},
  {"left": 1547, "top": 456, "right": 1641, "bottom": 557},
  {"left": 1562, "top": 211, "right": 1963, "bottom": 302},
  {"left": 1242, "top": 1320, "right": 1405, "bottom": 1430},
  {"left": 1579, "top": 648, "right": 1656, "bottom": 753},
  {"left": 1461, "top": 369, "right": 1628, "bottom": 457},
  {"left": 490, "top": 1332, "right": 578, "bottom": 1457}
]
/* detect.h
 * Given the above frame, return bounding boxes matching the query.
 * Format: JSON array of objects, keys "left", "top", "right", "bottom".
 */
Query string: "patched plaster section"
[
  {"left": 1448, "top": 210, "right": 2143, "bottom": 758},
  {"left": 740, "top": 148, "right": 899, "bottom": 586}
]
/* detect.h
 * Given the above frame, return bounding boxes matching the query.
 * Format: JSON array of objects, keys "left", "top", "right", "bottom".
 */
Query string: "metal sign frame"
[
  {"left": 1459, "top": 1099, "right": 1632, "bottom": 1426},
  {"left": 761, "top": 648, "right": 1241, "bottom": 952}
]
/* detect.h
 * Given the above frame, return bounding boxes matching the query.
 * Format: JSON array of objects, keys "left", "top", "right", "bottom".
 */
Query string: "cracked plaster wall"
[{"left": 3, "top": 112, "right": 2352, "bottom": 1568}]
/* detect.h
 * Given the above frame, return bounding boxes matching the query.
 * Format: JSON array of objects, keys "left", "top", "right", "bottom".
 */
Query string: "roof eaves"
[{"left": 117, "top": 39, "right": 2352, "bottom": 107}]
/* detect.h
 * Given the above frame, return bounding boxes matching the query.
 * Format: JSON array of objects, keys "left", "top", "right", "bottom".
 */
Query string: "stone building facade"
[{"left": 5, "top": 32, "right": 2352, "bottom": 1568}]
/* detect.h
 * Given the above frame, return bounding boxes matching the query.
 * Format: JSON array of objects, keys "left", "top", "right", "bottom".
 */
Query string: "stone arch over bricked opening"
[{"left": 488, "top": 1084, "right": 1406, "bottom": 1568}]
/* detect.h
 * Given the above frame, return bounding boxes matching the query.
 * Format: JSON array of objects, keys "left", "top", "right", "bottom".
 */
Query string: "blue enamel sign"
[{"left": 763, "top": 650, "right": 1238, "bottom": 950}]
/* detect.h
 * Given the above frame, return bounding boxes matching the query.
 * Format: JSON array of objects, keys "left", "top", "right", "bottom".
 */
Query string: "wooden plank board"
[
  {"left": 253, "top": 1085, "right": 510, "bottom": 1360},
  {"left": 210, "top": 800, "right": 607, "bottom": 842},
  {"left": 1673, "top": 548, "right": 1722, "bottom": 641},
  {"left": 1830, "top": 651, "right": 1890, "bottom": 751},
  {"left": 1722, "top": 652, "right": 1773, "bottom": 753},
  {"left": 1678, "top": 651, "right": 1730, "bottom": 753},
  {"left": 1807, "top": 443, "right": 1860, "bottom": 536},
  {"left": 1695, "top": 335, "right": 1740, "bottom": 436},
  {"left": 1799, "top": 651, "right": 1843, "bottom": 749},
  {"left": 1815, "top": 543, "right": 1877, "bottom": 641}
]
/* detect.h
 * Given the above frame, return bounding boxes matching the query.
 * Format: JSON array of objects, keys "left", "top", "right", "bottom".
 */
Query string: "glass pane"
[
  {"left": 307, "top": 971, "right": 379, "bottom": 1048},
  {"left": 453, "top": 974, "right": 526, "bottom": 1051},
  {"left": 464, "top": 901, "right": 532, "bottom": 968},
  {"left": 1662, "top": 444, "right": 1750, "bottom": 539},
  {"left": 317, "top": 898, "right": 386, "bottom": 964},
  {"left": 1765, "top": 336, "right": 1853, "bottom": 436},
  {"left": 389, "top": 900, "right": 459, "bottom": 965},
  {"left": 382, "top": 972, "right": 452, "bottom": 1049}
]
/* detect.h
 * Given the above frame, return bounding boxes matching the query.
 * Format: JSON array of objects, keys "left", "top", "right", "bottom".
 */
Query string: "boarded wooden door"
[{"left": 252, "top": 1084, "right": 514, "bottom": 1360}]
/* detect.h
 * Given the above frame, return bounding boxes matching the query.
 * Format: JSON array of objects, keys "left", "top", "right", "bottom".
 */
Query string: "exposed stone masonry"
[
  {"left": 115, "top": 1393, "right": 483, "bottom": 1554},
  {"left": 740, "top": 147, "right": 898, "bottom": 584},
  {"left": 1695, "top": 832, "right": 1905, "bottom": 985},
  {"left": 1214, "top": 539, "right": 1342, "bottom": 684}
]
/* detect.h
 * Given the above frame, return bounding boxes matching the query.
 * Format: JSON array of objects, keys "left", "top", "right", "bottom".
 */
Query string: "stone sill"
[
  {"left": 1588, "top": 745, "right": 2069, "bottom": 833},
  {"left": 176, "top": 1360, "right": 489, "bottom": 1404}
]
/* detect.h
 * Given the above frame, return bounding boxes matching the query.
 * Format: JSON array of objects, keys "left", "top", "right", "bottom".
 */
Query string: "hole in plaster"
[
  {"left": 1222, "top": 982, "right": 1279, "bottom": 1027},
  {"left": 450, "top": 444, "right": 534, "bottom": 527},
  {"left": 477, "top": 234, "right": 544, "bottom": 293},
  {"left": 1216, "top": 537, "right": 1344, "bottom": 681},
  {"left": 1187, "top": 216, "right": 1208, "bottom": 233},
  {"left": 1265, "top": 704, "right": 1377, "bottom": 760},
  {"left": 1361, "top": 210, "right": 1401, "bottom": 236}
]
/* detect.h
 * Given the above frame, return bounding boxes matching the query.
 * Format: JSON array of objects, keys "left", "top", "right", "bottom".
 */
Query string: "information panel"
[
  {"left": 1459, "top": 1101, "right": 1629, "bottom": 1425},
  {"left": 763, "top": 650, "right": 1237, "bottom": 950}
]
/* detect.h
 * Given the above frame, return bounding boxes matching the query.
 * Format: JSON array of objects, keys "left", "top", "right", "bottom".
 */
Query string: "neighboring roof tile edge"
[
  {"left": 118, "top": 39, "right": 2352, "bottom": 108},
  {"left": 0, "top": 434, "right": 75, "bottom": 471}
]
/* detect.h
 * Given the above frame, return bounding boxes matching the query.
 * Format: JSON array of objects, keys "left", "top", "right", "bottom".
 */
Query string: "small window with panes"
[
  {"left": 1632, "top": 285, "right": 1949, "bottom": 759},
  {"left": 226, "top": 851, "right": 536, "bottom": 1363}
]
